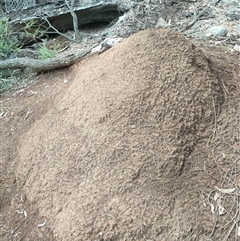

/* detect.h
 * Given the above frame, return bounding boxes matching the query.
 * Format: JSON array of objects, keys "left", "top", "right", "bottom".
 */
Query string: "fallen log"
[{"left": 0, "top": 48, "right": 92, "bottom": 73}]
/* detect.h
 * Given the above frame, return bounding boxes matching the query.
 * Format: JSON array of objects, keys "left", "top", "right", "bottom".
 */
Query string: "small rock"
[
  {"left": 204, "top": 26, "right": 228, "bottom": 38},
  {"left": 233, "top": 45, "right": 240, "bottom": 53},
  {"left": 155, "top": 17, "right": 168, "bottom": 28},
  {"left": 165, "top": 1, "right": 173, "bottom": 6}
]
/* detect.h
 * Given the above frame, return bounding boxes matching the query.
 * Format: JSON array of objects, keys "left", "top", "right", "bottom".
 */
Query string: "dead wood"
[{"left": 0, "top": 48, "right": 92, "bottom": 73}]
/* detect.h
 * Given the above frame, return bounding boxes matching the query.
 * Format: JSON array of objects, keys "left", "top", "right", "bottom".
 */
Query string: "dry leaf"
[
  {"left": 214, "top": 192, "right": 220, "bottom": 201},
  {"left": 210, "top": 203, "right": 215, "bottom": 214},
  {"left": 218, "top": 204, "right": 225, "bottom": 216},
  {"left": 38, "top": 220, "right": 46, "bottom": 227},
  {"left": 20, "top": 195, "right": 25, "bottom": 203},
  {"left": 15, "top": 210, "right": 23, "bottom": 214},
  {"left": 215, "top": 187, "right": 235, "bottom": 194}
]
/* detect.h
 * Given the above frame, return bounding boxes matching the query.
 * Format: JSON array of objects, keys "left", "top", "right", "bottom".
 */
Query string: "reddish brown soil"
[{"left": 0, "top": 29, "right": 239, "bottom": 241}]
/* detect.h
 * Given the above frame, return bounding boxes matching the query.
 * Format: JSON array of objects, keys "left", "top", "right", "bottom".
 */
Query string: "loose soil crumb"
[{"left": 0, "top": 29, "right": 239, "bottom": 240}]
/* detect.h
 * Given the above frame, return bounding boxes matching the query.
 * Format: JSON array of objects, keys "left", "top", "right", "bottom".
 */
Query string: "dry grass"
[{"left": 200, "top": 160, "right": 240, "bottom": 240}]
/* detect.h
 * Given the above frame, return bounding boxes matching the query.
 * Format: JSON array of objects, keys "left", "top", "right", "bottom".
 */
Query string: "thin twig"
[{"left": 40, "top": 16, "right": 79, "bottom": 43}]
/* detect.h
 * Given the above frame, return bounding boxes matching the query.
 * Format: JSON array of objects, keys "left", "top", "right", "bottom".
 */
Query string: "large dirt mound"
[{"left": 16, "top": 29, "right": 224, "bottom": 240}]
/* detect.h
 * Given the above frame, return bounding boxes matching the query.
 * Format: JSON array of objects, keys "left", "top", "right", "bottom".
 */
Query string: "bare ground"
[{"left": 0, "top": 28, "right": 240, "bottom": 241}]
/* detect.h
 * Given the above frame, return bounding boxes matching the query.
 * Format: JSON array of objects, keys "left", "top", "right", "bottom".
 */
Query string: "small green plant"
[
  {"left": 0, "top": 19, "right": 20, "bottom": 92},
  {"left": 0, "top": 19, "right": 18, "bottom": 59},
  {"left": 0, "top": 70, "right": 20, "bottom": 93},
  {"left": 0, "top": 18, "right": 52, "bottom": 92},
  {"left": 38, "top": 44, "right": 57, "bottom": 60},
  {"left": 23, "top": 19, "right": 45, "bottom": 43}
]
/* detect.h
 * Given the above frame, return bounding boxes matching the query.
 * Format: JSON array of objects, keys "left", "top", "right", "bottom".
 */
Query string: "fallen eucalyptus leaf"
[
  {"left": 38, "top": 220, "right": 46, "bottom": 227},
  {"left": 210, "top": 203, "right": 215, "bottom": 214},
  {"left": 214, "top": 192, "right": 220, "bottom": 201},
  {"left": 215, "top": 187, "right": 235, "bottom": 194}
]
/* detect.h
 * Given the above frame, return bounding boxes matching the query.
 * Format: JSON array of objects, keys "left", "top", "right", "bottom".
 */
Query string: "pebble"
[
  {"left": 233, "top": 45, "right": 240, "bottom": 53},
  {"left": 155, "top": 17, "right": 168, "bottom": 28},
  {"left": 204, "top": 26, "right": 228, "bottom": 38}
]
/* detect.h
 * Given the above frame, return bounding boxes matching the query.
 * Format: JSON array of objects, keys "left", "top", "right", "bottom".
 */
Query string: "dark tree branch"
[
  {"left": 41, "top": 16, "right": 78, "bottom": 42},
  {"left": 65, "top": 0, "right": 81, "bottom": 41}
]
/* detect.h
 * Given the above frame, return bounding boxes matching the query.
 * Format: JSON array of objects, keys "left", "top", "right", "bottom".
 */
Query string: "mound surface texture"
[{"left": 16, "top": 29, "right": 223, "bottom": 240}]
